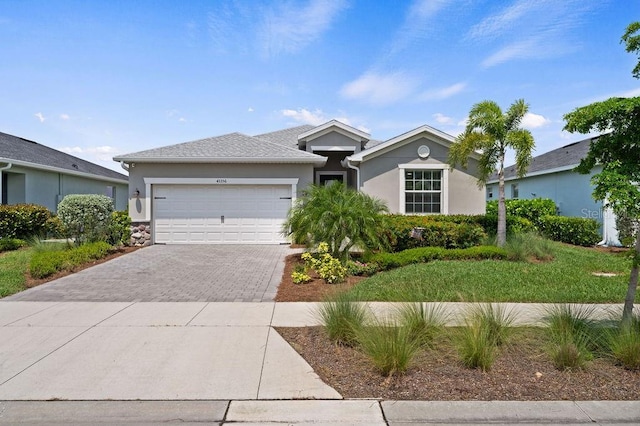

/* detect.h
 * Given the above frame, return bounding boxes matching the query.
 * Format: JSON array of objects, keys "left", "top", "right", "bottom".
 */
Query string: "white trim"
[
  {"left": 398, "top": 164, "right": 449, "bottom": 215},
  {"left": 309, "top": 145, "right": 356, "bottom": 152},
  {"left": 0, "top": 157, "right": 128, "bottom": 184},
  {"left": 297, "top": 120, "right": 370, "bottom": 142},
  {"left": 142, "top": 177, "right": 299, "bottom": 222},
  {"left": 113, "top": 156, "right": 327, "bottom": 166},
  {"left": 487, "top": 164, "right": 580, "bottom": 184},
  {"left": 315, "top": 171, "right": 347, "bottom": 185}
]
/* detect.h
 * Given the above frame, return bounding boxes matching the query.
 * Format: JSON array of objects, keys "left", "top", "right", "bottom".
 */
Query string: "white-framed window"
[
  {"left": 511, "top": 183, "right": 519, "bottom": 199},
  {"left": 399, "top": 164, "right": 448, "bottom": 214},
  {"left": 315, "top": 171, "right": 347, "bottom": 186},
  {"left": 487, "top": 186, "right": 493, "bottom": 199}
]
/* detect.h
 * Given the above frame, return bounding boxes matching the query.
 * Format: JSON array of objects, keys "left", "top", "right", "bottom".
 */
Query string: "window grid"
[{"left": 405, "top": 170, "right": 442, "bottom": 214}]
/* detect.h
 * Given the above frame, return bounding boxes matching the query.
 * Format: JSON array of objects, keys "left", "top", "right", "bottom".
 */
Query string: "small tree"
[
  {"left": 563, "top": 21, "right": 640, "bottom": 323},
  {"left": 449, "top": 99, "right": 535, "bottom": 246},
  {"left": 57, "top": 194, "right": 114, "bottom": 245},
  {"left": 283, "top": 182, "right": 389, "bottom": 260}
]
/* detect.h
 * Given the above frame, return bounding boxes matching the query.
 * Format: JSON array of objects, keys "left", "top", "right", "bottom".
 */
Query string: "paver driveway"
[{"left": 5, "top": 245, "right": 295, "bottom": 302}]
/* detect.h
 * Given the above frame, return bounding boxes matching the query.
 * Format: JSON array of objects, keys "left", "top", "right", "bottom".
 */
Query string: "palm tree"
[
  {"left": 449, "top": 99, "right": 535, "bottom": 246},
  {"left": 282, "top": 182, "right": 389, "bottom": 260}
]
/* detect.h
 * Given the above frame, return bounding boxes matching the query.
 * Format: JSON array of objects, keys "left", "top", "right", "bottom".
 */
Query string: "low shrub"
[
  {"left": 538, "top": 216, "right": 601, "bottom": 246},
  {"left": 384, "top": 215, "right": 486, "bottom": 252},
  {"left": 615, "top": 212, "right": 638, "bottom": 248},
  {"left": 29, "top": 241, "right": 112, "bottom": 279},
  {"left": 300, "top": 243, "right": 347, "bottom": 284},
  {"left": 345, "top": 259, "right": 379, "bottom": 277},
  {"left": 108, "top": 210, "right": 132, "bottom": 246},
  {"left": 0, "top": 238, "right": 26, "bottom": 253},
  {"left": 366, "top": 246, "right": 507, "bottom": 271},
  {"left": 317, "top": 293, "right": 369, "bottom": 346},
  {"left": 291, "top": 271, "right": 312, "bottom": 284},
  {"left": 478, "top": 214, "right": 535, "bottom": 236},
  {"left": 0, "top": 204, "right": 52, "bottom": 239},
  {"left": 356, "top": 321, "right": 420, "bottom": 377}
]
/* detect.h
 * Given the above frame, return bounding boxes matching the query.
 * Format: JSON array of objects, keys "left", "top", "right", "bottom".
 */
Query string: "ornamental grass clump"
[
  {"left": 504, "top": 232, "right": 556, "bottom": 262},
  {"left": 317, "top": 293, "right": 368, "bottom": 346},
  {"left": 356, "top": 319, "right": 420, "bottom": 377},
  {"left": 456, "top": 303, "right": 516, "bottom": 371},
  {"left": 543, "top": 304, "right": 601, "bottom": 370},
  {"left": 396, "top": 303, "right": 448, "bottom": 348},
  {"left": 608, "top": 314, "right": 640, "bottom": 370}
]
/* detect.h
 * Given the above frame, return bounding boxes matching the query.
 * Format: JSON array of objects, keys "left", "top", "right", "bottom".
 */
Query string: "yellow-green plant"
[
  {"left": 291, "top": 271, "right": 312, "bottom": 284},
  {"left": 301, "top": 243, "right": 347, "bottom": 284}
]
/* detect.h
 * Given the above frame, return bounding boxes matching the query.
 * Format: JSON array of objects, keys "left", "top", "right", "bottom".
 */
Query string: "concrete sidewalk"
[{"left": 1, "top": 301, "right": 638, "bottom": 424}]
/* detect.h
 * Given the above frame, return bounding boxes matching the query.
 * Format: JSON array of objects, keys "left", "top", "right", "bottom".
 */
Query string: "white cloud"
[
  {"left": 60, "top": 114, "right": 70, "bottom": 120},
  {"left": 59, "top": 145, "right": 121, "bottom": 162},
  {"left": 260, "top": 0, "right": 348, "bottom": 57},
  {"left": 340, "top": 71, "right": 419, "bottom": 105},
  {"left": 34, "top": 112, "right": 45, "bottom": 123},
  {"left": 432, "top": 113, "right": 453, "bottom": 125},
  {"left": 521, "top": 112, "right": 550, "bottom": 129},
  {"left": 420, "top": 82, "right": 466, "bottom": 101},
  {"left": 481, "top": 37, "right": 545, "bottom": 68},
  {"left": 248, "top": 107, "right": 254, "bottom": 112},
  {"left": 282, "top": 108, "right": 327, "bottom": 126}
]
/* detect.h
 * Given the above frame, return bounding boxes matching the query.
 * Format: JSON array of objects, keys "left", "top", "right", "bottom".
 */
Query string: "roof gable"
[
  {"left": 348, "top": 124, "right": 463, "bottom": 163},
  {"left": 114, "top": 132, "right": 326, "bottom": 165},
  {"left": 0, "top": 132, "right": 127, "bottom": 182},
  {"left": 297, "top": 120, "right": 370, "bottom": 145}
]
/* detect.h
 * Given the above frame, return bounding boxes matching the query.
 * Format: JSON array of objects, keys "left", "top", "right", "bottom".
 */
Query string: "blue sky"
[{"left": 1, "top": 0, "right": 637, "bottom": 173}]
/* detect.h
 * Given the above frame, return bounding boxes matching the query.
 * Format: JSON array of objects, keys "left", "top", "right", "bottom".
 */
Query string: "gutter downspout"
[
  {"left": 0, "top": 163, "right": 11, "bottom": 205},
  {"left": 120, "top": 161, "right": 130, "bottom": 172},
  {"left": 342, "top": 157, "right": 360, "bottom": 191}
]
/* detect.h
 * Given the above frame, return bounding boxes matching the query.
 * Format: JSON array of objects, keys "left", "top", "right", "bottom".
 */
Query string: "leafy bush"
[
  {"left": 538, "top": 215, "right": 601, "bottom": 246},
  {"left": 29, "top": 241, "right": 112, "bottom": 279},
  {"left": 57, "top": 195, "right": 114, "bottom": 244},
  {"left": 108, "top": 210, "right": 132, "bottom": 246},
  {"left": 0, "top": 238, "right": 26, "bottom": 253},
  {"left": 44, "top": 215, "right": 65, "bottom": 239},
  {"left": 477, "top": 214, "right": 535, "bottom": 236},
  {"left": 486, "top": 198, "right": 557, "bottom": 227},
  {"left": 291, "top": 271, "right": 312, "bottom": 284},
  {"left": 345, "top": 259, "right": 379, "bottom": 277},
  {"left": 300, "top": 243, "right": 347, "bottom": 284},
  {"left": 355, "top": 321, "right": 420, "bottom": 377},
  {"left": 615, "top": 212, "right": 638, "bottom": 247},
  {"left": 384, "top": 215, "right": 486, "bottom": 251},
  {"left": 0, "top": 204, "right": 52, "bottom": 239},
  {"left": 366, "top": 246, "right": 507, "bottom": 271},
  {"left": 317, "top": 293, "right": 369, "bottom": 346}
]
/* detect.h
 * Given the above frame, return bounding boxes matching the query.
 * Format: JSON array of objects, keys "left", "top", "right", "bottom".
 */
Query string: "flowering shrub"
[
  {"left": 57, "top": 194, "right": 114, "bottom": 245},
  {"left": 296, "top": 242, "right": 347, "bottom": 284},
  {"left": 291, "top": 271, "right": 312, "bottom": 284}
]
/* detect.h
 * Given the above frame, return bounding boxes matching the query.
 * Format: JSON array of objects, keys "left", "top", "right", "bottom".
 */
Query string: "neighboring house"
[
  {"left": 114, "top": 120, "right": 485, "bottom": 244},
  {"left": 0, "top": 132, "right": 129, "bottom": 212},
  {"left": 485, "top": 137, "right": 621, "bottom": 246}
]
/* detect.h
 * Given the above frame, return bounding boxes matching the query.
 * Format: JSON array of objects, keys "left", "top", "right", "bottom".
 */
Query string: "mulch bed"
[{"left": 276, "top": 326, "right": 640, "bottom": 400}]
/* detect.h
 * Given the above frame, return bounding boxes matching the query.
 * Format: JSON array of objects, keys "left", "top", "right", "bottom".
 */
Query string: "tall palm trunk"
[
  {"left": 496, "top": 154, "right": 507, "bottom": 247},
  {"left": 622, "top": 228, "right": 640, "bottom": 323}
]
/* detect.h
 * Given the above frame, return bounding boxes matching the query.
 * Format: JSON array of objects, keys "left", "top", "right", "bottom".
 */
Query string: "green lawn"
[
  {"left": 0, "top": 248, "right": 33, "bottom": 298},
  {"left": 348, "top": 244, "right": 635, "bottom": 303}
]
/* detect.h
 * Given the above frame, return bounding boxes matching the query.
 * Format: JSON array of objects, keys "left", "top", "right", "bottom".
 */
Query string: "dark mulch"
[
  {"left": 275, "top": 253, "right": 364, "bottom": 302},
  {"left": 276, "top": 326, "right": 640, "bottom": 400}
]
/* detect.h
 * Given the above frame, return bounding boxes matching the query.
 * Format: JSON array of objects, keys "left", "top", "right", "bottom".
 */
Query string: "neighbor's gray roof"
[
  {"left": 114, "top": 132, "right": 326, "bottom": 164},
  {"left": 493, "top": 137, "right": 593, "bottom": 181},
  {"left": 0, "top": 131, "right": 128, "bottom": 182}
]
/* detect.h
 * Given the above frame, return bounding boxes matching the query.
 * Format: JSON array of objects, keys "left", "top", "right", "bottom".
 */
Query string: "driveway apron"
[{"left": 4, "top": 245, "right": 295, "bottom": 302}]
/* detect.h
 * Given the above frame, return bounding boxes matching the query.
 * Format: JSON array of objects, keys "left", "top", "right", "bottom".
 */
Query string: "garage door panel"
[{"left": 153, "top": 184, "right": 291, "bottom": 244}]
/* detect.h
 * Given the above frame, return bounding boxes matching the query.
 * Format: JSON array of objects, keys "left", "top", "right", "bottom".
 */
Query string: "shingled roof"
[
  {"left": 114, "top": 132, "right": 327, "bottom": 165},
  {"left": 0, "top": 132, "right": 127, "bottom": 182},
  {"left": 492, "top": 137, "right": 593, "bottom": 182}
]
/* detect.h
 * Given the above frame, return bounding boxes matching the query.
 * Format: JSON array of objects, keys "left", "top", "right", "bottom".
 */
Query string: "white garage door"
[{"left": 153, "top": 184, "right": 292, "bottom": 244}]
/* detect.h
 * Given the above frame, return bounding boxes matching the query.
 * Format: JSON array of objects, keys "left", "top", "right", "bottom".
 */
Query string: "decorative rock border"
[{"left": 130, "top": 222, "right": 152, "bottom": 247}]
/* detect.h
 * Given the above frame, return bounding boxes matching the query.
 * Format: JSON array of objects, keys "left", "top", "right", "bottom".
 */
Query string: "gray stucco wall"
[
  {"left": 3, "top": 166, "right": 127, "bottom": 212},
  {"left": 486, "top": 167, "right": 604, "bottom": 223},
  {"left": 360, "top": 136, "right": 485, "bottom": 214},
  {"left": 126, "top": 162, "right": 314, "bottom": 222}
]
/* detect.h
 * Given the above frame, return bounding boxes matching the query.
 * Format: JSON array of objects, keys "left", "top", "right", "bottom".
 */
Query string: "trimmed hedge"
[
  {"left": 384, "top": 215, "right": 486, "bottom": 251},
  {"left": 108, "top": 210, "right": 132, "bottom": 246},
  {"left": 58, "top": 194, "right": 114, "bottom": 244},
  {"left": 0, "top": 238, "right": 26, "bottom": 253},
  {"left": 486, "top": 198, "right": 557, "bottom": 228},
  {"left": 0, "top": 204, "right": 52, "bottom": 239},
  {"left": 537, "top": 216, "right": 601, "bottom": 247},
  {"left": 29, "top": 241, "right": 111, "bottom": 279},
  {"left": 366, "top": 246, "right": 507, "bottom": 271}
]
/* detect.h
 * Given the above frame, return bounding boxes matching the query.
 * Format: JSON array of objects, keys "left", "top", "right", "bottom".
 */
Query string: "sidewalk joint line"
[{"left": 185, "top": 302, "right": 209, "bottom": 326}]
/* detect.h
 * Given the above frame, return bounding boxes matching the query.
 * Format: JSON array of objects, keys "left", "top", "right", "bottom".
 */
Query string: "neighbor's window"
[
  {"left": 105, "top": 186, "right": 116, "bottom": 200},
  {"left": 487, "top": 186, "right": 493, "bottom": 199},
  {"left": 404, "top": 170, "right": 441, "bottom": 214},
  {"left": 511, "top": 183, "right": 519, "bottom": 199}
]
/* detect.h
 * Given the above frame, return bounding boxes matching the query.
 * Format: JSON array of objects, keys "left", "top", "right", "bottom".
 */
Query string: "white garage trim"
[{"left": 142, "top": 177, "right": 298, "bottom": 222}]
